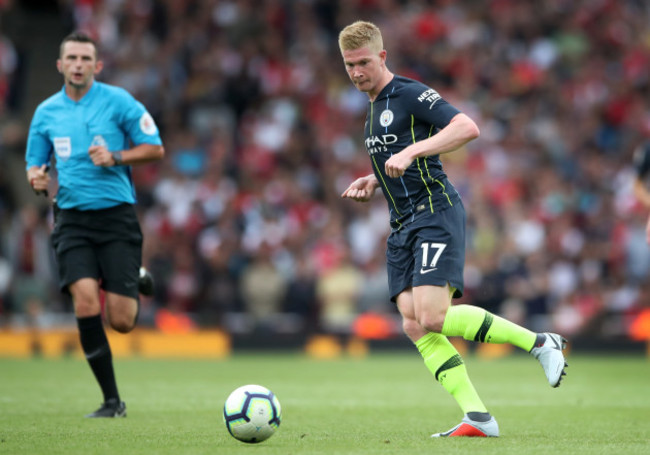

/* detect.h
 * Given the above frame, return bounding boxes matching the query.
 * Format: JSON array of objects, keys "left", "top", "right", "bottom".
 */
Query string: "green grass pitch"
[{"left": 1, "top": 352, "right": 649, "bottom": 454}]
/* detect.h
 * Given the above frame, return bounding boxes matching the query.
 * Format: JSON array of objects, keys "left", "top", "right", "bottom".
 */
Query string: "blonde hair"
[{"left": 338, "top": 21, "right": 383, "bottom": 54}]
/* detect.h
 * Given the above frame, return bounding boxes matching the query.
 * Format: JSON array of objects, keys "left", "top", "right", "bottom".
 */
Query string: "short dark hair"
[{"left": 59, "top": 31, "right": 98, "bottom": 58}]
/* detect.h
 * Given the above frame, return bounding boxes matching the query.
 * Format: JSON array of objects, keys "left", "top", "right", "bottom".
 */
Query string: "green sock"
[
  {"left": 441, "top": 304, "right": 536, "bottom": 351},
  {"left": 415, "top": 332, "right": 487, "bottom": 414}
]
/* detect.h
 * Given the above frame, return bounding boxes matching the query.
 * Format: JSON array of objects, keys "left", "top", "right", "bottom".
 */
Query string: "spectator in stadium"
[
  {"left": 338, "top": 20, "right": 567, "bottom": 438},
  {"left": 25, "top": 32, "right": 164, "bottom": 418},
  {"left": 316, "top": 243, "right": 364, "bottom": 334},
  {"left": 632, "top": 142, "right": 650, "bottom": 245},
  {"left": 239, "top": 242, "right": 288, "bottom": 331}
]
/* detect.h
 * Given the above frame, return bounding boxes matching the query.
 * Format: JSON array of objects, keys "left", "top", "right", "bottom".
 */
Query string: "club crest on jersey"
[
  {"left": 139, "top": 112, "right": 158, "bottom": 135},
  {"left": 91, "top": 135, "right": 107, "bottom": 148},
  {"left": 379, "top": 109, "right": 394, "bottom": 127}
]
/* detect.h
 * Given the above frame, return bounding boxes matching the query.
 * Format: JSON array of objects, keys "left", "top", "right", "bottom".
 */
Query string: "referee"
[{"left": 25, "top": 32, "right": 164, "bottom": 417}]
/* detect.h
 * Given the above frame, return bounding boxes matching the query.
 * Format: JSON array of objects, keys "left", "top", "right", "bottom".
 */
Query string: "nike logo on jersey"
[{"left": 420, "top": 268, "right": 437, "bottom": 274}]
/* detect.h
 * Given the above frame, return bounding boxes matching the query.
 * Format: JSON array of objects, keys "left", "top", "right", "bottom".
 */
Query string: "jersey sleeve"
[
  {"left": 118, "top": 91, "right": 163, "bottom": 146},
  {"left": 25, "top": 108, "right": 53, "bottom": 169},
  {"left": 407, "top": 84, "right": 461, "bottom": 129}
]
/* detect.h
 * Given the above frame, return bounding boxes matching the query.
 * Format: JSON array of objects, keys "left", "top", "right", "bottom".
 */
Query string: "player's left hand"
[
  {"left": 88, "top": 145, "right": 114, "bottom": 167},
  {"left": 385, "top": 152, "right": 413, "bottom": 178}
]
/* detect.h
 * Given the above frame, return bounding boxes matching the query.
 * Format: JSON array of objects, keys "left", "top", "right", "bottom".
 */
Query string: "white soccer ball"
[{"left": 223, "top": 384, "right": 282, "bottom": 443}]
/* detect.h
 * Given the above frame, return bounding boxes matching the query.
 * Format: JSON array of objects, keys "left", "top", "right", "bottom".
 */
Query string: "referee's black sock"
[{"left": 77, "top": 315, "right": 120, "bottom": 403}]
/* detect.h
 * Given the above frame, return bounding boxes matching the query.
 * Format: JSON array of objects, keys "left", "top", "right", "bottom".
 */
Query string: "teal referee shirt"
[{"left": 25, "top": 81, "right": 162, "bottom": 210}]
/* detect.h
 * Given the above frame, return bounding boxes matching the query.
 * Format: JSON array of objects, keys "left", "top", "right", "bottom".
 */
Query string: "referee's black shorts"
[{"left": 51, "top": 203, "right": 143, "bottom": 298}]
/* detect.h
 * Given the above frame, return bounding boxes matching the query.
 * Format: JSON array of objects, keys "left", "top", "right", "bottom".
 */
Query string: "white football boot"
[
  {"left": 431, "top": 414, "right": 499, "bottom": 438},
  {"left": 530, "top": 332, "right": 568, "bottom": 388}
]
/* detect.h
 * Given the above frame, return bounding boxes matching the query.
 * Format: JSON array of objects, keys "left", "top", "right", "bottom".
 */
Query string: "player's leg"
[
  {"left": 412, "top": 204, "right": 537, "bottom": 350},
  {"left": 396, "top": 288, "right": 499, "bottom": 437},
  {"left": 68, "top": 276, "right": 125, "bottom": 417},
  {"left": 78, "top": 236, "right": 141, "bottom": 417},
  {"left": 104, "top": 294, "right": 139, "bottom": 333},
  {"left": 397, "top": 289, "right": 489, "bottom": 414},
  {"left": 387, "top": 212, "right": 495, "bottom": 437},
  {"left": 415, "top": 284, "right": 537, "bottom": 351},
  {"left": 52, "top": 207, "right": 126, "bottom": 417},
  {"left": 413, "top": 202, "right": 567, "bottom": 387},
  {"left": 414, "top": 284, "right": 567, "bottom": 387},
  {"left": 98, "top": 203, "right": 146, "bottom": 333},
  {"left": 99, "top": 238, "right": 142, "bottom": 334}
]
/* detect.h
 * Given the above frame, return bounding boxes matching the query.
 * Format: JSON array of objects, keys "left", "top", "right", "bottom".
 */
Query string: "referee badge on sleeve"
[{"left": 139, "top": 112, "right": 158, "bottom": 135}]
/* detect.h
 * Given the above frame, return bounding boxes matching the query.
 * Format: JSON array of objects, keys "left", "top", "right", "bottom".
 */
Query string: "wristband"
[{"left": 112, "top": 151, "right": 124, "bottom": 166}]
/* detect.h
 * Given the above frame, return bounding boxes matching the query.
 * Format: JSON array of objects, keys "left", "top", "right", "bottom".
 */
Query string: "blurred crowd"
[{"left": 1, "top": 0, "right": 650, "bottom": 340}]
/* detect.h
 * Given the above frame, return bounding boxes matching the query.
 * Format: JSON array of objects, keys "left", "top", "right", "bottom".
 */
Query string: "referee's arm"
[{"left": 89, "top": 143, "right": 165, "bottom": 167}]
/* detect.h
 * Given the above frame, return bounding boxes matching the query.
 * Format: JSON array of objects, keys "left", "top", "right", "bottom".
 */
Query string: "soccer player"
[
  {"left": 25, "top": 32, "right": 164, "bottom": 418},
  {"left": 632, "top": 141, "right": 650, "bottom": 244},
  {"left": 338, "top": 21, "right": 567, "bottom": 437}
]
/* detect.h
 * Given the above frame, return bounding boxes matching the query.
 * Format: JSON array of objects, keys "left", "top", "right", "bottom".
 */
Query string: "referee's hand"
[
  {"left": 28, "top": 164, "right": 50, "bottom": 196},
  {"left": 88, "top": 145, "right": 115, "bottom": 167}
]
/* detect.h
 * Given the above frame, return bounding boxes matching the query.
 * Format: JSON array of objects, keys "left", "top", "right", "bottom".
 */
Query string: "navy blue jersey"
[{"left": 364, "top": 75, "right": 462, "bottom": 230}]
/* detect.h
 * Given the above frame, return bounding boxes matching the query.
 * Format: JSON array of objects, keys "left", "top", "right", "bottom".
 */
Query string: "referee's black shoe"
[
  {"left": 85, "top": 398, "right": 127, "bottom": 418},
  {"left": 138, "top": 267, "right": 154, "bottom": 297}
]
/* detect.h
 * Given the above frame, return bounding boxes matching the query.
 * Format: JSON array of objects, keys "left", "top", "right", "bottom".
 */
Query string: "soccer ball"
[{"left": 223, "top": 384, "right": 282, "bottom": 443}]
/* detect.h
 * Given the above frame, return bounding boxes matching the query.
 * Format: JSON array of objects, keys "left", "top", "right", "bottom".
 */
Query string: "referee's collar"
[{"left": 61, "top": 80, "right": 100, "bottom": 104}]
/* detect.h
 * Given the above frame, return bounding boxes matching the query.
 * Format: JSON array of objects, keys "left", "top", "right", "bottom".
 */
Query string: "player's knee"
[
  {"left": 73, "top": 298, "right": 101, "bottom": 318},
  {"left": 402, "top": 318, "right": 425, "bottom": 340},
  {"left": 70, "top": 279, "right": 103, "bottom": 316},
  {"left": 110, "top": 319, "right": 135, "bottom": 334},
  {"left": 416, "top": 310, "right": 446, "bottom": 333},
  {"left": 105, "top": 295, "right": 138, "bottom": 333},
  {"left": 109, "top": 314, "right": 136, "bottom": 333}
]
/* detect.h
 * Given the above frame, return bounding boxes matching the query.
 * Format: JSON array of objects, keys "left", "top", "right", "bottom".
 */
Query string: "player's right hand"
[
  {"left": 27, "top": 164, "right": 50, "bottom": 196},
  {"left": 341, "top": 175, "right": 379, "bottom": 202},
  {"left": 88, "top": 145, "right": 114, "bottom": 167}
]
